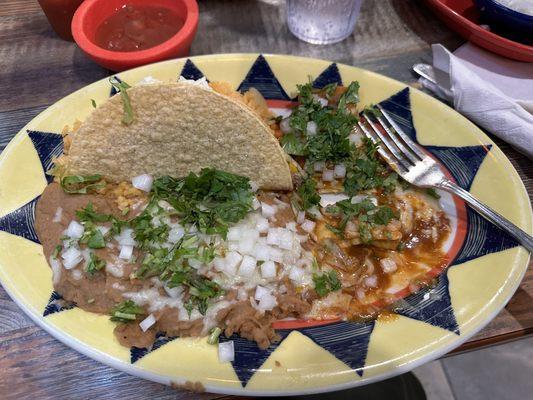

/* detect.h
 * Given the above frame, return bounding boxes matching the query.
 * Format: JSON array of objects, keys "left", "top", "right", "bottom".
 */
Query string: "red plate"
[{"left": 423, "top": 0, "right": 533, "bottom": 62}]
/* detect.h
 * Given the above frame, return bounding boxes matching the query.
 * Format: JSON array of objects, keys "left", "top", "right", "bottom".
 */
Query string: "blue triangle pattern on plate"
[
  {"left": 109, "top": 75, "right": 123, "bottom": 97},
  {"left": 220, "top": 330, "right": 292, "bottom": 387},
  {"left": 379, "top": 88, "right": 417, "bottom": 142},
  {"left": 393, "top": 274, "right": 459, "bottom": 334},
  {"left": 237, "top": 55, "right": 290, "bottom": 100},
  {"left": 179, "top": 59, "right": 206, "bottom": 81},
  {"left": 43, "top": 291, "right": 75, "bottom": 317},
  {"left": 425, "top": 145, "right": 492, "bottom": 191},
  {"left": 453, "top": 208, "right": 519, "bottom": 265},
  {"left": 300, "top": 321, "right": 375, "bottom": 376},
  {"left": 28, "top": 130, "right": 64, "bottom": 183},
  {"left": 312, "top": 63, "right": 343, "bottom": 89},
  {"left": 0, "top": 196, "right": 40, "bottom": 243},
  {"left": 130, "top": 333, "right": 178, "bottom": 363}
]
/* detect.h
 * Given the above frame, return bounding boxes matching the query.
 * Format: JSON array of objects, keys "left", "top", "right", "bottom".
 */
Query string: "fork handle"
[{"left": 438, "top": 180, "right": 533, "bottom": 252}]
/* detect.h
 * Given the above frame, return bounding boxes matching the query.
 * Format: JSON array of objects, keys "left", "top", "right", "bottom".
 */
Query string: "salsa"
[{"left": 94, "top": 5, "right": 184, "bottom": 52}]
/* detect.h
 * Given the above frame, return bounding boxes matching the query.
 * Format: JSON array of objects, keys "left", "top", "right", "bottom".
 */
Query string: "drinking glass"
[{"left": 287, "top": 0, "right": 364, "bottom": 45}]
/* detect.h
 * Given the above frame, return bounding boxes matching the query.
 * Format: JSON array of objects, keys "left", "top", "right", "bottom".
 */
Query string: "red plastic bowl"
[
  {"left": 423, "top": 0, "right": 533, "bottom": 62},
  {"left": 72, "top": 0, "right": 199, "bottom": 71}
]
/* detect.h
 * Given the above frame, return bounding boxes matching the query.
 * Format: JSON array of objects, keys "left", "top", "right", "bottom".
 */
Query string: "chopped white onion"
[
  {"left": 178, "top": 76, "right": 211, "bottom": 90},
  {"left": 49, "top": 256, "right": 61, "bottom": 284},
  {"left": 138, "top": 75, "right": 162, "bottom": 85},
  {"left": 319, "top": 193, "right": 349, "bottom": 207},
  {"left": 364, "top": 275, "right": 378, "bottom": 288},
  {"left": 168, "top": 226, "right": 185, "bottom": 243},
  {"left": 254, "top": 244, "right": 272, "bottom": 261},
  {"left": 164, "top": 285, "right": 182, "bottom": 298},
  {"left": 238, "top": 236, "right": 257, "bottom": 255},
  {"left": 252, "top": 197, "right": 261, "bottom": 210},
  {"left": 119, "top": 245, "right": 134, "bottom": 260},
  {"left": 213, "top": 257, "right": 226, "bottom": 271},
  {"left": 115, "top": 228, "right": 136, "bottom": 246},
  {"left": 62, "top": 247, "right": 82, "bottom": 270},
  {"left": 71, "top": 269, "right": 82, "bottom": 280},
  {"left": 306, "top": 121, "right": 317, "bottom": 136},
  {"left": 314, "top": 161, "right": 325, "bottom": 172},
  {"left": 297, "top": 211, "right": 306, "bottom": 224},
  {"left": 258, "top": 293, "right": 277, "bottom": 311},
  {"left": 349, "top": 132, "right": 362, "bottom": 145},
  {"left": 300, "top": 220, "right": 316, "bottom": 233},
  {"left": 334, "top": 164, "right": 346, "bottom": 178},
  {"left": 52, "top": 207, "right": 63, "bottom": 223},
  {"left": 261, "top": 202, "right": 277, "bottom": 219},
  {"left": 250, "top": 181, "right": 259, "bottom": 193},
  {"left": 268, "top": 248, "right": 284, "bottom": 263},
  {"left": 289, "top": 266, "right": 305, "bottom": 282},
  {"left": 227, "top": 227, "right": 242, "bottom": 241},
  {"left": 254, "top": 285, "right": 270, "bottom": 301},
  {"left": 106, "top": 263, "right": 124, "bottom": 278},
  {"left": 260, "top": 261, "right": 277, "bottom": 278},
  {"left": 351, "top": 195, "right": 378, "bottom": 206},
  {"left": 188, "top": 258, "right": 203, "bottom": 269},
  {"left": 139, "top": 314, "right": 156, "bottom": 332},
  {"left": 322, "top": 169, "right": 334, "bottom": 182},
  {"left": 285, "top": 221, "right": 297, "bottom": 232},
  {"left": 131, "top": 174, "right": 153, "bottom": 192},
  {"left": 218, "top": 341, "right": 235, "bottom": 363},
  {"left": 255, "top": 217, "right": 270, "bottom": 233},
  {"left": 96, "top": 225, "right": 110, "bottom": 236},
  {"left": 280, "top": 118, "right": 292, "bottom": 134},
  {"left": 238, "top": 255, "right": 257, "bottom": 277},
  {"left": 380, "top": 258, "right": 397, "bottom": 273},
  {"left": 224, "top": 251, "right": 243, "bottom": 275},
  {"left": 66, "top": 220, "right": 84, "bottom": 239},
  {"left": 312, "top": 94, "right": 328, "bottom": 107},
  {"left": 266, "top": 228, "right": 293, "bottom": 249}
]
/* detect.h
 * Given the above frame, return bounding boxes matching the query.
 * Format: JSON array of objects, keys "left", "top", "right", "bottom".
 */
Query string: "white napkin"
[{"left": 419, "top": 43, "right": 533, "bottom": 158}]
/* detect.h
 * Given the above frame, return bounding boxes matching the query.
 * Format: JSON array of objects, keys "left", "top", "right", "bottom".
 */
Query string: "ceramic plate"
[{"left": 0, "top": 54, "right": 530, "bottom": 395}]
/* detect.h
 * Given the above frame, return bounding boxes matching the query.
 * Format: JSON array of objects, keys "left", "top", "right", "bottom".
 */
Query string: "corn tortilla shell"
[{"left": 64, "top": 83, "right": 292, "bottom": 190}]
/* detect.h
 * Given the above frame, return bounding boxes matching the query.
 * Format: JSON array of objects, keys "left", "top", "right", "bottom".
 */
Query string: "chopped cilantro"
[
  {"left": 322, "top": 82, "right": 338, "bottom": 99},
  {"left": 76, "top": 202, "right": 111, "bottom": 223},
  {"left": 151, "top": 168, "right": 254, "bottom": 237},
  {"left": 110, "top": 300, "right": 144, "bottom": 323},
  {"left": 313, "top": 270, "right": 342, "bottom": 297},
  {"left": 90, "top": 99, "right": 97, "bottom": 108},
  {"left": 344, "top": 138, "right": 397, "bottom": 195},
  {"left": 52, "top": 244, "right": 61, "bottom": 259},
  {"left": 60, "top": 175, "right": 105, "bottom": 194},
  {"left": 207, "top": 327, "right": 222, "bottom": 344},
  {"left": 296, "top": 177, "right": 320, "bottom": 210},
  {"left": 363, "top": 104, "right": 383, "bottom": 118},
  {"left": 280, "top": 132, "right": 307, "bottom": 156},
  {"left": 337, "top": 81, "right": 360, "bottom": 112},
  {"left": 87, "top": 229, "right": 106, "bottom": 249},
  {"left": 86, "top": 252, "right": 105, "bottom": 275},
  {"left": 325, "top": 198, "right": 396, "bottom": 241},
  {"left": 426, "top": 188, "right": 441, "bottom": 199},
  {"left": 109, "top": 77, "right": 134, "bottom": 125},
  {"left": 131, "top": 210, "right": 169, "bottom": 251}
]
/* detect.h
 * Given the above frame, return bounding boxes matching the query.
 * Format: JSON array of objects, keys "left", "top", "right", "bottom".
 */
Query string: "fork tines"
[{"left": 357, "top": 106, "right": 427, "bottom": 174}]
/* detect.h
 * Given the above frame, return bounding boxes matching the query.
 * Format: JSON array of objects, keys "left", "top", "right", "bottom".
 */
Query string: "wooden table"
[{"left": 0, "top": 0, "right": 531, "bottom": 398}]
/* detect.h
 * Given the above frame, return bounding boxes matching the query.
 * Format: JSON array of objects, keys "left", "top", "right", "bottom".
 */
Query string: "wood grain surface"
[{"left": 0, "top": 0, "right": 530, "bottom": 398}]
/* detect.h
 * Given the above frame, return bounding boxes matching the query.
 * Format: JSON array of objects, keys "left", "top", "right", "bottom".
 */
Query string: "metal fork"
[{"left": 358, "top": 105, "right": 533, "bottom": 252}]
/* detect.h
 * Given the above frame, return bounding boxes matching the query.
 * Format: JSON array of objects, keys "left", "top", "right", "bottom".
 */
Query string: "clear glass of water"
[{"left": 287, "top": 0, "right": 364, "bottom": 45}]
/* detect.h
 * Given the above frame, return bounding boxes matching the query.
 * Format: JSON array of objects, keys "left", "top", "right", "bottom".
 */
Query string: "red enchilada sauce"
[{"left": 94, "top": 5, "right": 184, "bottom": 52}]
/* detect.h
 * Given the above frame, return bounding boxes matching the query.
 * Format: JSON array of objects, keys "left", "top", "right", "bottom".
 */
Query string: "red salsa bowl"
[{"left": 72, "top": 0, "right": 199, "bottom": 71}]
